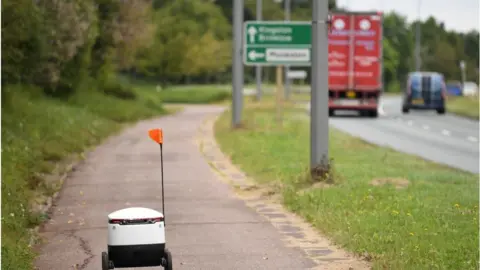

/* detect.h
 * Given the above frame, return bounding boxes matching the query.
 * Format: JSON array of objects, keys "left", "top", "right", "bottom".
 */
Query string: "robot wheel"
[
  {"left": 101, "top": 251, "right": 114, "bottom": 270},
  {"left": 162, "top": 248, "right": 173, "bottom": 270}
]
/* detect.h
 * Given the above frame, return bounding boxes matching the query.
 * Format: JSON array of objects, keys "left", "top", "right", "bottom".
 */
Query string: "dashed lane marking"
[{"left": 467, "top": 136, "right": 478, "bottom": 142}]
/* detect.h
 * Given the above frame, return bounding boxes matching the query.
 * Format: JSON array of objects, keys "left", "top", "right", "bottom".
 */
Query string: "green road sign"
[{"left": 243, "top": 21, "right": 311, "bottom": 66}]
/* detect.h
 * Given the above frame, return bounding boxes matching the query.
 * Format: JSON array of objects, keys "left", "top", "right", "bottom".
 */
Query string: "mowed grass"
[
  {"left": 447, "top": 96, "right": 479, "bottom": 119},
  {"left": 133, "top": 84, "right": 231, "bottom": 104},
  {"left": 214, "top": 100, "right": 479, "bottom": 270},
  {"left": 1, "top": 84, "right": 169, "bottom": 270}
]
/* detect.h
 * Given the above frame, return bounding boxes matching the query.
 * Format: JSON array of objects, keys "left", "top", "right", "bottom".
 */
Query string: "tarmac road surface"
[
  {"left": 306, "top": 95, "right": 479, "bottom": 174},
  {"left": 35, "top": 106, "right": 322, "bottom": 270}
]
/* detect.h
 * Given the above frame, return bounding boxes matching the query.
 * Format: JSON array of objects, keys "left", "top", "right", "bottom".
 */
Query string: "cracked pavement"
[{"left": 35, "top": 105, "right": 324, "bottom": 270}]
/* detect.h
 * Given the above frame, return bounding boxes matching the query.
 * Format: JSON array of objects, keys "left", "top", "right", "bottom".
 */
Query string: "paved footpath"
[{"left": 35, "top": 105, "right": 369, "bottom": 270}]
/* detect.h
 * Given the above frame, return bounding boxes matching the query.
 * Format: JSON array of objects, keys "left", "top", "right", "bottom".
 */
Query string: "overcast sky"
[{"left": 336, "top": 0, "right": 479, "bottom": 33}]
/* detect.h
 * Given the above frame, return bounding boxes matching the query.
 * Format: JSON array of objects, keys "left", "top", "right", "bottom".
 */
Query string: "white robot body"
[{"left": 107, "top": 207, "right": 166, "bottom": 268}]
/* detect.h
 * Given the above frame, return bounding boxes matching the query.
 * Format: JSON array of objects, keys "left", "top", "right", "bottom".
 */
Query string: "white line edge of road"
[
  {"left": 441, "top": 129, "right": 451, "bottom": 136},
  {"left": 378, "top": 101, "right": 386, "bottom": 116}
]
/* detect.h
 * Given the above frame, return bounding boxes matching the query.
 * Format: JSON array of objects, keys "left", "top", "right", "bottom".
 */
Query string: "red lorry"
[{"left": 328, "top": 11, "right": 383, "bottom": 117}]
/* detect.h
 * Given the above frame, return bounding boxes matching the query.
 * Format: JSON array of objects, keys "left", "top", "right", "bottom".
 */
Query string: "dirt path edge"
[{"left": 195, "top": 111, "right": 372, "bottom": 270}]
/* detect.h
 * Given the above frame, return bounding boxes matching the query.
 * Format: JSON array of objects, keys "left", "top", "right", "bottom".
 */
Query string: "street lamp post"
[
  {"left": 284, "top": 0, "right": 291, "bottom": 100},
  {"left": 415, "top": 0, "right": 422, "bottom": 71},
  {"left": 255, "top": 0, "right": 263, "bottom": 101},
  {"left": 232, "top": 0, "right": 244, "bottom": 127}
]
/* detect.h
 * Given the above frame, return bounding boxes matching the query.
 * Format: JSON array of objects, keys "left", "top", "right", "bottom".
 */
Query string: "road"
[
  {"left": 35, "top": 105, "right": 366, "bottom": 270},
  {"left": 306, "top": 96, "right": 479, "bottom": 174}
]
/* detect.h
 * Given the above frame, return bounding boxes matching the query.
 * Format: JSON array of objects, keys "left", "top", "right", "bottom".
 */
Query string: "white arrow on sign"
[
  {"left": 247, "top": 26, "right": 257, "bottom": 43},
  {"left": 248, "top": 50, "right": 265, "bottom": 61}
]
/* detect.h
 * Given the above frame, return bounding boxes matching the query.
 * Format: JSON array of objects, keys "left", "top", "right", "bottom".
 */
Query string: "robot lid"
[{"left": 108, "top": 207, "right": 164, "bottom": 221}]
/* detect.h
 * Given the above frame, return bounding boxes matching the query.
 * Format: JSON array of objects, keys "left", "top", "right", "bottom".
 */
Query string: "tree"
[
  {"left": 382, "top": 38, "right": 400, "bottom": 91},
  {"left": 1, "top": 0, "right": 98, "bottom": 95},
  {"left": 114, "top": 0, "right": 156, "bottom": 70},
  {"left": 383, "top": 12, "right": 413, "bottom": 84},
  {"left": 430, "top": 41, "right": 458, "bottom": 79},
  {"left": 2, "top": 0, "right": 49, "bottom": 85},
  {"left": 183, "top": 31, "right": 232, "bottom": 77},
  {"left": 37, "top": 0, "right": 98, "bottom": 95},
  {"left": 135, "top": 0, "right": 231, "bottom": 84}
]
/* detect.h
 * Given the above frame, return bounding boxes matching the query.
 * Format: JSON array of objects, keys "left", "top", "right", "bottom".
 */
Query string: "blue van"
[{"left": 402, "top": 72, "right": 447, "bottom": 114}]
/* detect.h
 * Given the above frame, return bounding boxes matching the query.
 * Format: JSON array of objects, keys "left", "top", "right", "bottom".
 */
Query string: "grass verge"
[
  {"left": 1, "top": 83, "right": 170, "bottom": 270},
  {"left": 133, "top": 84, "right": 231, "bottom": 104},
  {"left": 214, "top": 99, "right": 479, "bottom": 270},
  {"left": 446, "top": 96, "right": 479, "bottom": 119}
]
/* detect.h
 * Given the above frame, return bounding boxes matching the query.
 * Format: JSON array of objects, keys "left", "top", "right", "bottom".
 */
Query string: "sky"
[{"left": 336, "top": 0, "right": 479, "bottom": 33}]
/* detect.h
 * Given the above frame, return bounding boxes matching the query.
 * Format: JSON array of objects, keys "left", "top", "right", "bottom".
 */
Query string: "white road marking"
[
  {"left": 422, "top": 125, "right": 430, "bottom": 130},
  {"left": 378, "top": 103, "right": 386, "bottom": 116},
  {"left": 467, "top": 136, "right": 478, "bottom": 142},
  {"left": 441, "top": 129, "right": 451, "bottom": 136},
  {"left": 407, "top": 120, "right": 413, "bottom": 126}
]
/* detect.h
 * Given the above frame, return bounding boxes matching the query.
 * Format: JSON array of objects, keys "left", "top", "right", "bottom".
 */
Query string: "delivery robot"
[{"left": 101, "top": 128, "right": 172, "bottom": 270}]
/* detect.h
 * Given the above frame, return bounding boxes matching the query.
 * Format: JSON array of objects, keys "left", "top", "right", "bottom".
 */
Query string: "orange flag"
[{"left": 148, "top": 128, "right": 163, "bottom": 144}]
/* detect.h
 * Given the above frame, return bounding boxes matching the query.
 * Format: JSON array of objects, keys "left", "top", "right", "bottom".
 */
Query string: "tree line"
[
  {"left": 2, "top": 0, "right": 231, "bottom": 99},
  {"left": 2, "top": 0, "right": 478, "bottom": 95}
]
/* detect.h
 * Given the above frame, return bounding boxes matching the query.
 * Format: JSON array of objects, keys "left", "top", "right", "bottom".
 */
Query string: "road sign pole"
[
  {"left": 276, "top": 65, "right": 283, "bottom": 127},
  {"left": 284, "top": 0, "right": 291, "bottom": 100},
  {"left": 460, "top": 60, "right": 466, "bottom": 93},
  {"left": 310, "top": 0, "right": 329, "bottom": 170},
  {"left": 255, "top": 0, "right": 263, "bottom": 101},
  {"left": 232, "top": 0, "right": 244, "bottom": 128}
]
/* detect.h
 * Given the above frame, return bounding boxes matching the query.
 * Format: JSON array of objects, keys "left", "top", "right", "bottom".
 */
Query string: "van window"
[
  {"left": 408, "top": 74, "right": 444, "bottom": 93},
  {"left": 429, "top": 75, "right": 444, "bottom": 92}
]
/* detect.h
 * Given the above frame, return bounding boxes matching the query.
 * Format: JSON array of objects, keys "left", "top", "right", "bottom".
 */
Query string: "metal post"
[
  {"left": 276, "top": 66, "right": 284, "bottom": 126},
  {"left": 284, "top": 0, "right": 291, "bottom": 100},
  {"left": 415, "top": 0, "right": 422, "bottom": 71},
  {"left": 255, "top": 0, "right": 263, "bottom": 101},
  {"left": 310, "top": 0, "right": 329, "bottom": 169},
  {"left": 159, "top": 144, "right": 165, "bottom": 224},
  {"left": 232, "top": 0, "right": 244, "bottom": 127},
  {"left": 460, "top": 60, "right": 466, "bottom": 94}
]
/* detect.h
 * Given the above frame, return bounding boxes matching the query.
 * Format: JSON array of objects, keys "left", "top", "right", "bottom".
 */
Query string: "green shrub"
[
  {"left": 68, "top": 89, "right": 165, "bottom": 122},
  {"left": 102, "top": 82, "right": 137, "bottom": 100}
]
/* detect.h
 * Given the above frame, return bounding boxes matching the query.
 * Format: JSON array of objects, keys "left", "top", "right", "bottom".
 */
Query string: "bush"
[
  {"left": 102, "top": 82, "right": 137, "bottom": 100},
  {"left": 68, "top": 89, "right": 166, "bottom": 122}
]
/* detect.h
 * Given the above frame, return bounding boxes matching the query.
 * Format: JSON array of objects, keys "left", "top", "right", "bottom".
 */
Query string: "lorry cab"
[{"left": 402, "top": 72, "right": 447, "bottom": 115}]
